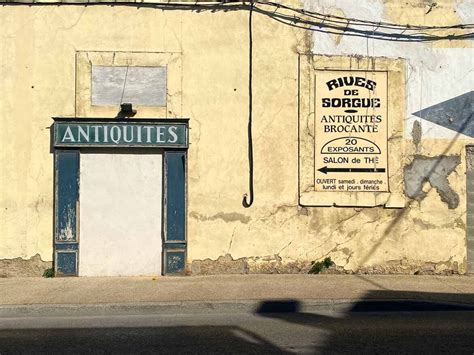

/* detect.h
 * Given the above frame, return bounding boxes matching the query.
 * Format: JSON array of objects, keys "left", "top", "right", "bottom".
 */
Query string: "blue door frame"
[{"left": 53, "top": 118, "right": 188, "bottom": 276}]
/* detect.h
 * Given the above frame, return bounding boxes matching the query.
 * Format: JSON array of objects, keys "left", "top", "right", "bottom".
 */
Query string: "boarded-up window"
[{"left": 91, "top": 66, "right": 167, "bottom": 106}]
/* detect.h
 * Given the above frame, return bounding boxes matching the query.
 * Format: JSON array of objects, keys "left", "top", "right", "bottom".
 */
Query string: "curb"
[{"left": 0, "top": 300, "right": 349, "bottom": 318}]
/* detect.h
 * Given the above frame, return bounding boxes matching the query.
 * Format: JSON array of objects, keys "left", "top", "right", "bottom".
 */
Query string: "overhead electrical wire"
[
  {"left": 144, "top": 1, "right": 474, "bottom": 41},
  {"left": 249, "top": 1, "right": 474, "bottom": 42},
  {"left": 6, "top": 0, "right": 472, "bottom": 41},
  {"left": 257, "top": 1, "right": 474, "bottom": 31}
]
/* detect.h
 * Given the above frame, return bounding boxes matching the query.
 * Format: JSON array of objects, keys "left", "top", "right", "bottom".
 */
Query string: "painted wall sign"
[
  {"left": 314, "top": 71, "right": 388, "bottom": 192},
  {"left": 54, "top": 120, "right": 188, "bottom": 148}
]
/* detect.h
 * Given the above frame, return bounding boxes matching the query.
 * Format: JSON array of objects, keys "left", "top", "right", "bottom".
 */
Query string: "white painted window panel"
[
  {"left": 79, "top": 152, "right": 162, "bottom": 276},
  {"left": 91, "top": 66, "right": 167, "bottom": 106}
]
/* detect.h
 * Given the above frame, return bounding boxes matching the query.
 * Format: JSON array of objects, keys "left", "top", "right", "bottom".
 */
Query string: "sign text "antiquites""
[{"left": 54, "top": 121, "right": 188, "bottom": 148}]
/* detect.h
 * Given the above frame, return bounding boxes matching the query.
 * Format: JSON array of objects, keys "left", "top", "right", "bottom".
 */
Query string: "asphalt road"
[{"left": 1, "top": 305, "right": 474, "bottom": 354}]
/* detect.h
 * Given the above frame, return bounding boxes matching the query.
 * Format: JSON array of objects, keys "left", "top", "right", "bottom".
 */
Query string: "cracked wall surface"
[
  {"left": 404, "top": 155, "right": 461, "bottom": 209},
  {"left": 0, "top": 0, "right": 472, "bottom": 276}
]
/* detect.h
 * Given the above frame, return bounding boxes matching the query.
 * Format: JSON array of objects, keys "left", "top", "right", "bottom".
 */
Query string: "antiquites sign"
[
  {"left": 54, "top": 121, "right": 188, "bottom": 148},
  {"left": 314, "top": 71, "right": 388, "bottom": 192}
]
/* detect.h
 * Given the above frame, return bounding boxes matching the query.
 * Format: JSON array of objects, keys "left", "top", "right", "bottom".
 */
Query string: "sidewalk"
[{"left": 0, "top": 274, "right": 473, "bottom": 316}]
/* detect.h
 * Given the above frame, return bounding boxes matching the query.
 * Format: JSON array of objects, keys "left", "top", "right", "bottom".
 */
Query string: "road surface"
[{"left": 0, "top": 303, "right": 473, "bottom": 354}]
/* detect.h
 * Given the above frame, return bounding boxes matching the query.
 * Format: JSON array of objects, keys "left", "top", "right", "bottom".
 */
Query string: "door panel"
[{"left": 79, "top": 152, "right": 162, "bottom": 276}]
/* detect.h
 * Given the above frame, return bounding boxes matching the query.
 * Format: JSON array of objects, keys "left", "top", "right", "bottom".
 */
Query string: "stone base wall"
[
  {"left": 189, "top": 254, "right": 461, "bottom": 276},
  {"left": 0, "top": 254, "right": 51, "bottom": 277}
]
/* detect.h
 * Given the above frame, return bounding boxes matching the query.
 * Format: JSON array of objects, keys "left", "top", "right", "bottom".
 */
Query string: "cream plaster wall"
[{"left": 0, "top": 0, "right": 472, "bottom": 274}]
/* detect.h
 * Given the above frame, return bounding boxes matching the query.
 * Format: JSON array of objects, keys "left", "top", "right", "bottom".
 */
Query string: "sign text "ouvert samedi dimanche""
[{"left": 54, "top": 122, "right": 188, "bottom": 148}]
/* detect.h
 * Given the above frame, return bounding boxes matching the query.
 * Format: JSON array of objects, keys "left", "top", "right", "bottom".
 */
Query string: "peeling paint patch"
[
  {"left": 356, "top": 258, "right": 461, "bottom": 275},
  {"left": 334, "top": 261, "right": 462, "bottom": 275},
  {"left": 189, "top": 211, "right": 250, "bottom": 224},
  {"left": 0, "top": 254, "right": 51, "bottom": 277},
  {"left": 411, "top": 120, "right": 422, "bottom": 147},
  {"left": 404, "top": 155, "right": 461, "bottom": 209},
  {"left": 190, "top": 254, "right": 312, "bottom": 275},
  {"left": 247, "top": 256, "right": 311, "bottom": 274},
  {"left": 57, "top": 207, "right": 76, "bottom": 241},
  {"left": 466, "top": 146, "right": 474, "bottom": 171},
  {"left": 191, "top": 254, "right": 248, "bottom": 275},
  {"left": 190, "top": 254, "right": 462, "bottom": 275},
  {"left": 312, "top": 258, "right": 462, "bottom": 275},
  {"left": 456, "top": 1, "right": 474, "bottom": 28}
]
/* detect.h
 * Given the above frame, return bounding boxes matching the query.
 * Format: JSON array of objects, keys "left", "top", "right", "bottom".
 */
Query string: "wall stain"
[
  {"left": 411, "top": 120, "right": 422, "bottom": 148},
  {"left": 190, "top": 211, "right": 251, "bottom": 224},
  {"left": 413, "top": 216, "right": 466, "bottom": 230}
]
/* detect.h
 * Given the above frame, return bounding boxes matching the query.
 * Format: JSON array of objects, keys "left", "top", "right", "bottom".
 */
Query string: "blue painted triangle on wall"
[{"left": 412, "top": 91, "right": 473, "bottom": 137}]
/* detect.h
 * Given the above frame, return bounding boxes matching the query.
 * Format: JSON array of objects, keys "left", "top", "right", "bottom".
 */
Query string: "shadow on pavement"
[
  {"left": 256, "top": 291, "right": 474, "bottom": 353},
  {"left": 350, "top": 290, "right": 474, "bottom": 310},
  {"left": 0, "top": 325, "right": 290, "bottom": 354},
  {"left": 1, "top": 291, "right": 473, "bottom": 354}
]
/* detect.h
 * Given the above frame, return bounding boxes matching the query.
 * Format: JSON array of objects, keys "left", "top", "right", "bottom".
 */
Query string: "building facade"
[{"left": 0, "top": 0, "right": 473, "bottom": 276}]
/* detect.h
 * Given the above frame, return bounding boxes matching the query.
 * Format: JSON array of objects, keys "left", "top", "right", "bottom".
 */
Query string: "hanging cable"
[
  {"left": 250, "top": 2, "right": 473, "bottom": 42},
  {"left": 8, "top": 0, "right": 473, "bottom": 32},
  {"left": 256, "top": 1, "right": 474, "bottom": 31},
  {"left": 243, "top": 0, "right": 254, "bottom": 208}
]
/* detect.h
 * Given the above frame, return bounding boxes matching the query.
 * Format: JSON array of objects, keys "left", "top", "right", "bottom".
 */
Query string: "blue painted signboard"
[{"left": 54, "top": 120, "right": 188, "bottom": 148}]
